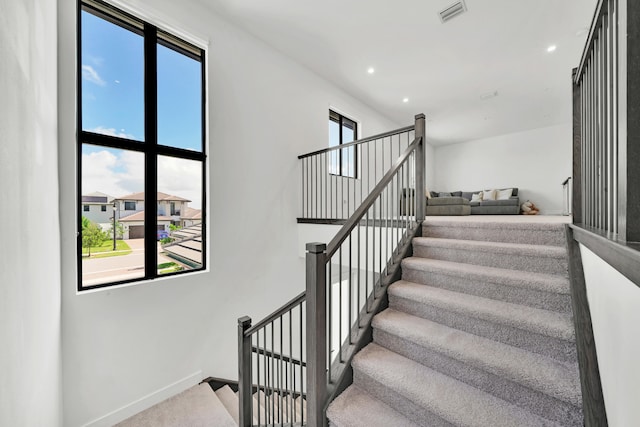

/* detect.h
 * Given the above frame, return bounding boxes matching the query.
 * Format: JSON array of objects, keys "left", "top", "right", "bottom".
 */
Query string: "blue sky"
[
  {"left": 81, "top": 9, "right": 203, "bottom": 208},
  {"left": 81, "top": 10, "right": 202, "bottom": 149}
]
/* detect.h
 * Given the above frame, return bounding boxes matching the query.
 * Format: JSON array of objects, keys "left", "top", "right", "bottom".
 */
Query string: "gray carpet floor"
[{"left": 327, "top": 218, "right": 583, "bottom": 427}]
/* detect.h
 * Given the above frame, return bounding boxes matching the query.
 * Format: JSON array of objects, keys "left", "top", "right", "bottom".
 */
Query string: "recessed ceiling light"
[
  {"left": 547, "top": 45, "right": 557, "bottom": 53},
  {"left": 402, "top": 97, "right": 409, "bottom": 103},
  {"left": 367, "top": 67, "right": 375, "bottom": 74}
]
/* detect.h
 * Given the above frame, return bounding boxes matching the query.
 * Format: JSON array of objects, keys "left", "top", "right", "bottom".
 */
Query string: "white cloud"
[
  {"left": 82, "top": 148, "right": 202, "bottom": 209},
  {"left": 158, "top": 156, "right": 202, "bottom": 209},
  {"left": 88, "top": 126, "right": 135, "bottom": 140},
  {"left": 82, "top": 149, "right": 138, "bottom": 198},
  {"left": 82, "top": 64, "right": 106, "bottom": 86}
]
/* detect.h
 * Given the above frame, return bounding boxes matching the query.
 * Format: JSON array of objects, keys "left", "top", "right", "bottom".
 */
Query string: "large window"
[
  {"left": 78, "top": 0, "right": 206, "bottom": 290},
  {"left": 328, "top": 110, "right": 358, "bottom": 178}
]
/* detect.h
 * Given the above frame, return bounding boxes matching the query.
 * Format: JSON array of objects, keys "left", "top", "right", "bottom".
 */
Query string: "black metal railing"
[
  {"left": 298, "top": 124, "right": 416, "bottom": 221},
  {"left": 304, "top": 114, "right": 425, "bottom": 426},
  {"left": 238, "top": 293, "right": 307, "bottom": 426},
  {"left": 238, "top": 114, "right": 426, "bottom": 426},
  {"left": 573, "top": 0, "right": 621, "bottom": 235}
]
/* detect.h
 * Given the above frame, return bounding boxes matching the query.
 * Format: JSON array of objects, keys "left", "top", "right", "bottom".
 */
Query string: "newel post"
[
  {"left": 415, "top": 113, "right": 426, "bottom": 222},
  {"left": 238, "top": 316, "right": 252, "bottom": 427},
  {"left": 305, "top": 242, "right": 327, "bottom": 427}
]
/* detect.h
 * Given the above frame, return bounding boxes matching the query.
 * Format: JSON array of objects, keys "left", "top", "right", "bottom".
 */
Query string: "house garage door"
[{"left": 129, "top": 225, "right": 145, "bottom": 239}]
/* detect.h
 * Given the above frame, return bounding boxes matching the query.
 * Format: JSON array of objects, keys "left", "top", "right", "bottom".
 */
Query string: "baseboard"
[{"left": 81, "top": 370, "right": 203, "bottom": 427}]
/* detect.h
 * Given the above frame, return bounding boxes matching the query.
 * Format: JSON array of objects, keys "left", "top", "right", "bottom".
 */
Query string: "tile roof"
[
  {"left": 181, "top": 207, "right": 202, "bottom": 219},
  {"left": 119, "top": 211, "right": 173, "bottom": 222},
  {"left": 115, "top": 191, "right": 191, "bottom": 202}
]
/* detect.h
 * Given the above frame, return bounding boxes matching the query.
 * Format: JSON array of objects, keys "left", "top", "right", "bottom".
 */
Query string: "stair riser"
[
  {"left": 402, "top": 267, "right": 572, "bottom": 313},
  {"left": 353, "top": 369, "right": 455, "bottom": 427},
  {"left": 373, "top": 329, "right": 583, "bottom": 426},
  {"left": 423, "top": 226, "right": 566, "bottom": 247},
  {"left": 389, "top": 295, "right": 577, "bottom": 363},
  {"left": 413, "top": 245, "right": 568, "bottom": 276}
]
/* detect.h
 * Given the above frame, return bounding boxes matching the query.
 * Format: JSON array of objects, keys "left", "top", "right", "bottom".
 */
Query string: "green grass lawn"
[
  {"left": 158, "top": 261, "right": 184, "bottom": 274},
  {"left": 82, "top": 240, "right": 132, "bottom": 258}
]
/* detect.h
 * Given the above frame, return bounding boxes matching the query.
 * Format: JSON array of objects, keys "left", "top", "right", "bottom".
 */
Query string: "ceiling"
[{"left": 199, "top": 0, "right": 597, "bottom": 145}]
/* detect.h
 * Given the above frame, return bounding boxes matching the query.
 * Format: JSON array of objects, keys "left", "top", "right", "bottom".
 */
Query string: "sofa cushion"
[
  {"left": 430, "top": 191, "right": 439, "bottom": 198},
  {"left": 461, "top": 191, "right": 474, "bottom": 201},
  {"left": 480, "top": 198, "right": 519, "bottom": 206},
  {"left": 451, "top": 191, "right": 462, "bottom": 197},
  {"left": 438, "top": 192, "right": 452, "bottom": 198},
  {"left": 428, "top": 196, "right": 470, "bottom": 206},
  {"left": 471, "top": 192, "right": 483, "bottom": 202},
  {"left": 482, "top": 189, "right": 496, "bottom": 200},
  {"left": 496, "top": 188, "right": 514, "bottom": 200}
]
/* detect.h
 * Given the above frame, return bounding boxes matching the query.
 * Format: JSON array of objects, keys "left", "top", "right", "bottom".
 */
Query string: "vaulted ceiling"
[{"left": 200, "top": 0, "right": 597, "bottom": 144}]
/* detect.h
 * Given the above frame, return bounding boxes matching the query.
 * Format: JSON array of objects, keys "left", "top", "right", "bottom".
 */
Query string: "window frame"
[
  {"left": 329, "top": 110, "right": 358, "bottom": 178},
  {"left": 76, "top": 0, "right": 207, "bottom": 291}
]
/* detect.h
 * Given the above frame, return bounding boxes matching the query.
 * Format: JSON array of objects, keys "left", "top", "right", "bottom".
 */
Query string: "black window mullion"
[
  {"left": 144, "top": 23, "right": 158, "bottom": 280},
  {"left": 199, "top": 50, "right": 207, "bottom": 270}
]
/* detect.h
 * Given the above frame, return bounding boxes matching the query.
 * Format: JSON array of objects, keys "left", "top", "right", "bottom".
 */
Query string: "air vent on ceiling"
[{"left": 439, "top": 0, "right": 467, "bottom": 23}]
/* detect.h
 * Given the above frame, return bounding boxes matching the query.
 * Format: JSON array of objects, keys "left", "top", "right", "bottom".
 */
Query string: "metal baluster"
[
  {"left": 357, "top": 218, "right": 361, "bottom": 329},
  {"left": 271, "top": 322, "right": 275, "bottom": 424},
  {"left": 339, "top": 245, "right": 343, "bottom": 362},
  {"left": 365, "top": 211, "right": 369, "bottom": 313},
  {"left": 299, "top": 302, "right": 303, "bottom": 424},
  {"left": 263, "top": 325, "right": 268, "bottom": 425},
  {"left": 279, "top": 318, "right": 283, "bottom": 425},
  {"left": 348, "top": 233, "right": 352, "bottom": 344},
  {"left": 325, "top": 152, "right": 328, "bottom": 219},
  {"left": 288, "top": 310, "right": 293, "bottom": 424},
  {"left": 328, "top": 260, "right": 332, "bottom": 382}
]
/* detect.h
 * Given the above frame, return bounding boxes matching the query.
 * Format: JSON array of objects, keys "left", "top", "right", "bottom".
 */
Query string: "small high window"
[
  {"left": 83, "top": 205, "right": 90, "bottom": 212},
  {"left": 328, "top": 110, "right": 358, "bottom": 178}
]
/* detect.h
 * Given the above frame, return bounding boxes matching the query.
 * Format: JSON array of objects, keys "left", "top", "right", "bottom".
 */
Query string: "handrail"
[
  {"left": 575, "top": 0, "right": 607, "bottom": 83},
  {"left": 297, "top": 124, "right": 414, "bottom": 159},
  {"left": 245, "top": 291, "right": 306, "bottom": 335},
  {"left": 326, "top": 137, "right": 421, "bottom": 259}
]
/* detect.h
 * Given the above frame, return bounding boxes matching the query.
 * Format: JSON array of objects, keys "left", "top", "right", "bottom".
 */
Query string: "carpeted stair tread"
[
  {"left": 422, "top": 220, "right": 566, "bottom": 246},
  {"left": 389, "top": 280, "right": 575, "bottom": 342},
  {"left": 215, "top": 385, "right": 239, "bottom": 425},
  {"left": 414, "top": 237, "right": 567, "bottom": 259},
  {"left": 115, "top": 383, "right": 236, "bottom": 427},
  {"left": 327, "top": 385, "right": 421, "bottom": 427},
  {"left": 373, "top": 308, "right": 581, "bottom": 406},
  {"left": 402, "top": 257, "right": 569, "bottom": 294},
  {"left": 352, "top": 343, "right": 559, "bottom": 427}
]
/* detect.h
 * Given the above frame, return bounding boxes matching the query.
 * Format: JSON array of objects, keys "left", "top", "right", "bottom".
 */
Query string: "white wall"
[
  {"left": 57, "top": 0, "right": 399, "bottom": 425},
  {"left": 580, "top": 246, "right": 640, "bottom": 427},
  {"left": 0, "top": 0, "right": 62, "bottom": 426},
  {"left": 433, "top": 123, "right": 572, "bottom": 214}
]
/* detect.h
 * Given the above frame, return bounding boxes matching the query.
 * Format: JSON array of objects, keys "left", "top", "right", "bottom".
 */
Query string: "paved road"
[{"left": 82, "top": 239, "right": 178, "bottom": 286}]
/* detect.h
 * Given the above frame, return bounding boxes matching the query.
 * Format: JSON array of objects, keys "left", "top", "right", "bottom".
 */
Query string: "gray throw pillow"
[{"left": 438, "top": 192, "right": 452, "bottom": 198}]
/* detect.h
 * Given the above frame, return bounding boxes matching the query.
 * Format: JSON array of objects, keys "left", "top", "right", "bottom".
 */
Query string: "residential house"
[
  {"left": 112, "top": 191, "right": 192, "bottom": 238},
  {"left": 81, "top": 191, "right": 114, "bottom": 225},
  {"left": 3, "top": 0, "right": 639, "bottom": 426}
]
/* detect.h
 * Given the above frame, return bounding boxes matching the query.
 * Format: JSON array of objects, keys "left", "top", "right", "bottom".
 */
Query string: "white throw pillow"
[
  {"left": 496, "top": 188, "right": 513, "bottom": 200},
  {"left": 482, "top": 189, "right": 496, "bottom": 201},
  {"left": 471, "top": 192, "right": 483, "bottom": 202}
]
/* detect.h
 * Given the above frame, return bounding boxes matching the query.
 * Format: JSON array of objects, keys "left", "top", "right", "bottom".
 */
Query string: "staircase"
[
  {"left": 327, "top": 218, "right": 583, "bottom": 427},
  {"left": 116, "top": 383, "right": 306, "bottom": 426}
]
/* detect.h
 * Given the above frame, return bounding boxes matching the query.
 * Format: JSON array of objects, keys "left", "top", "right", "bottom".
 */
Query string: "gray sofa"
[
  {"left": 432, "top": 188, "right": 520, "bottom": 215},
  {"left": 400, "top": 188, "right": 520, "bottom": 216}
]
